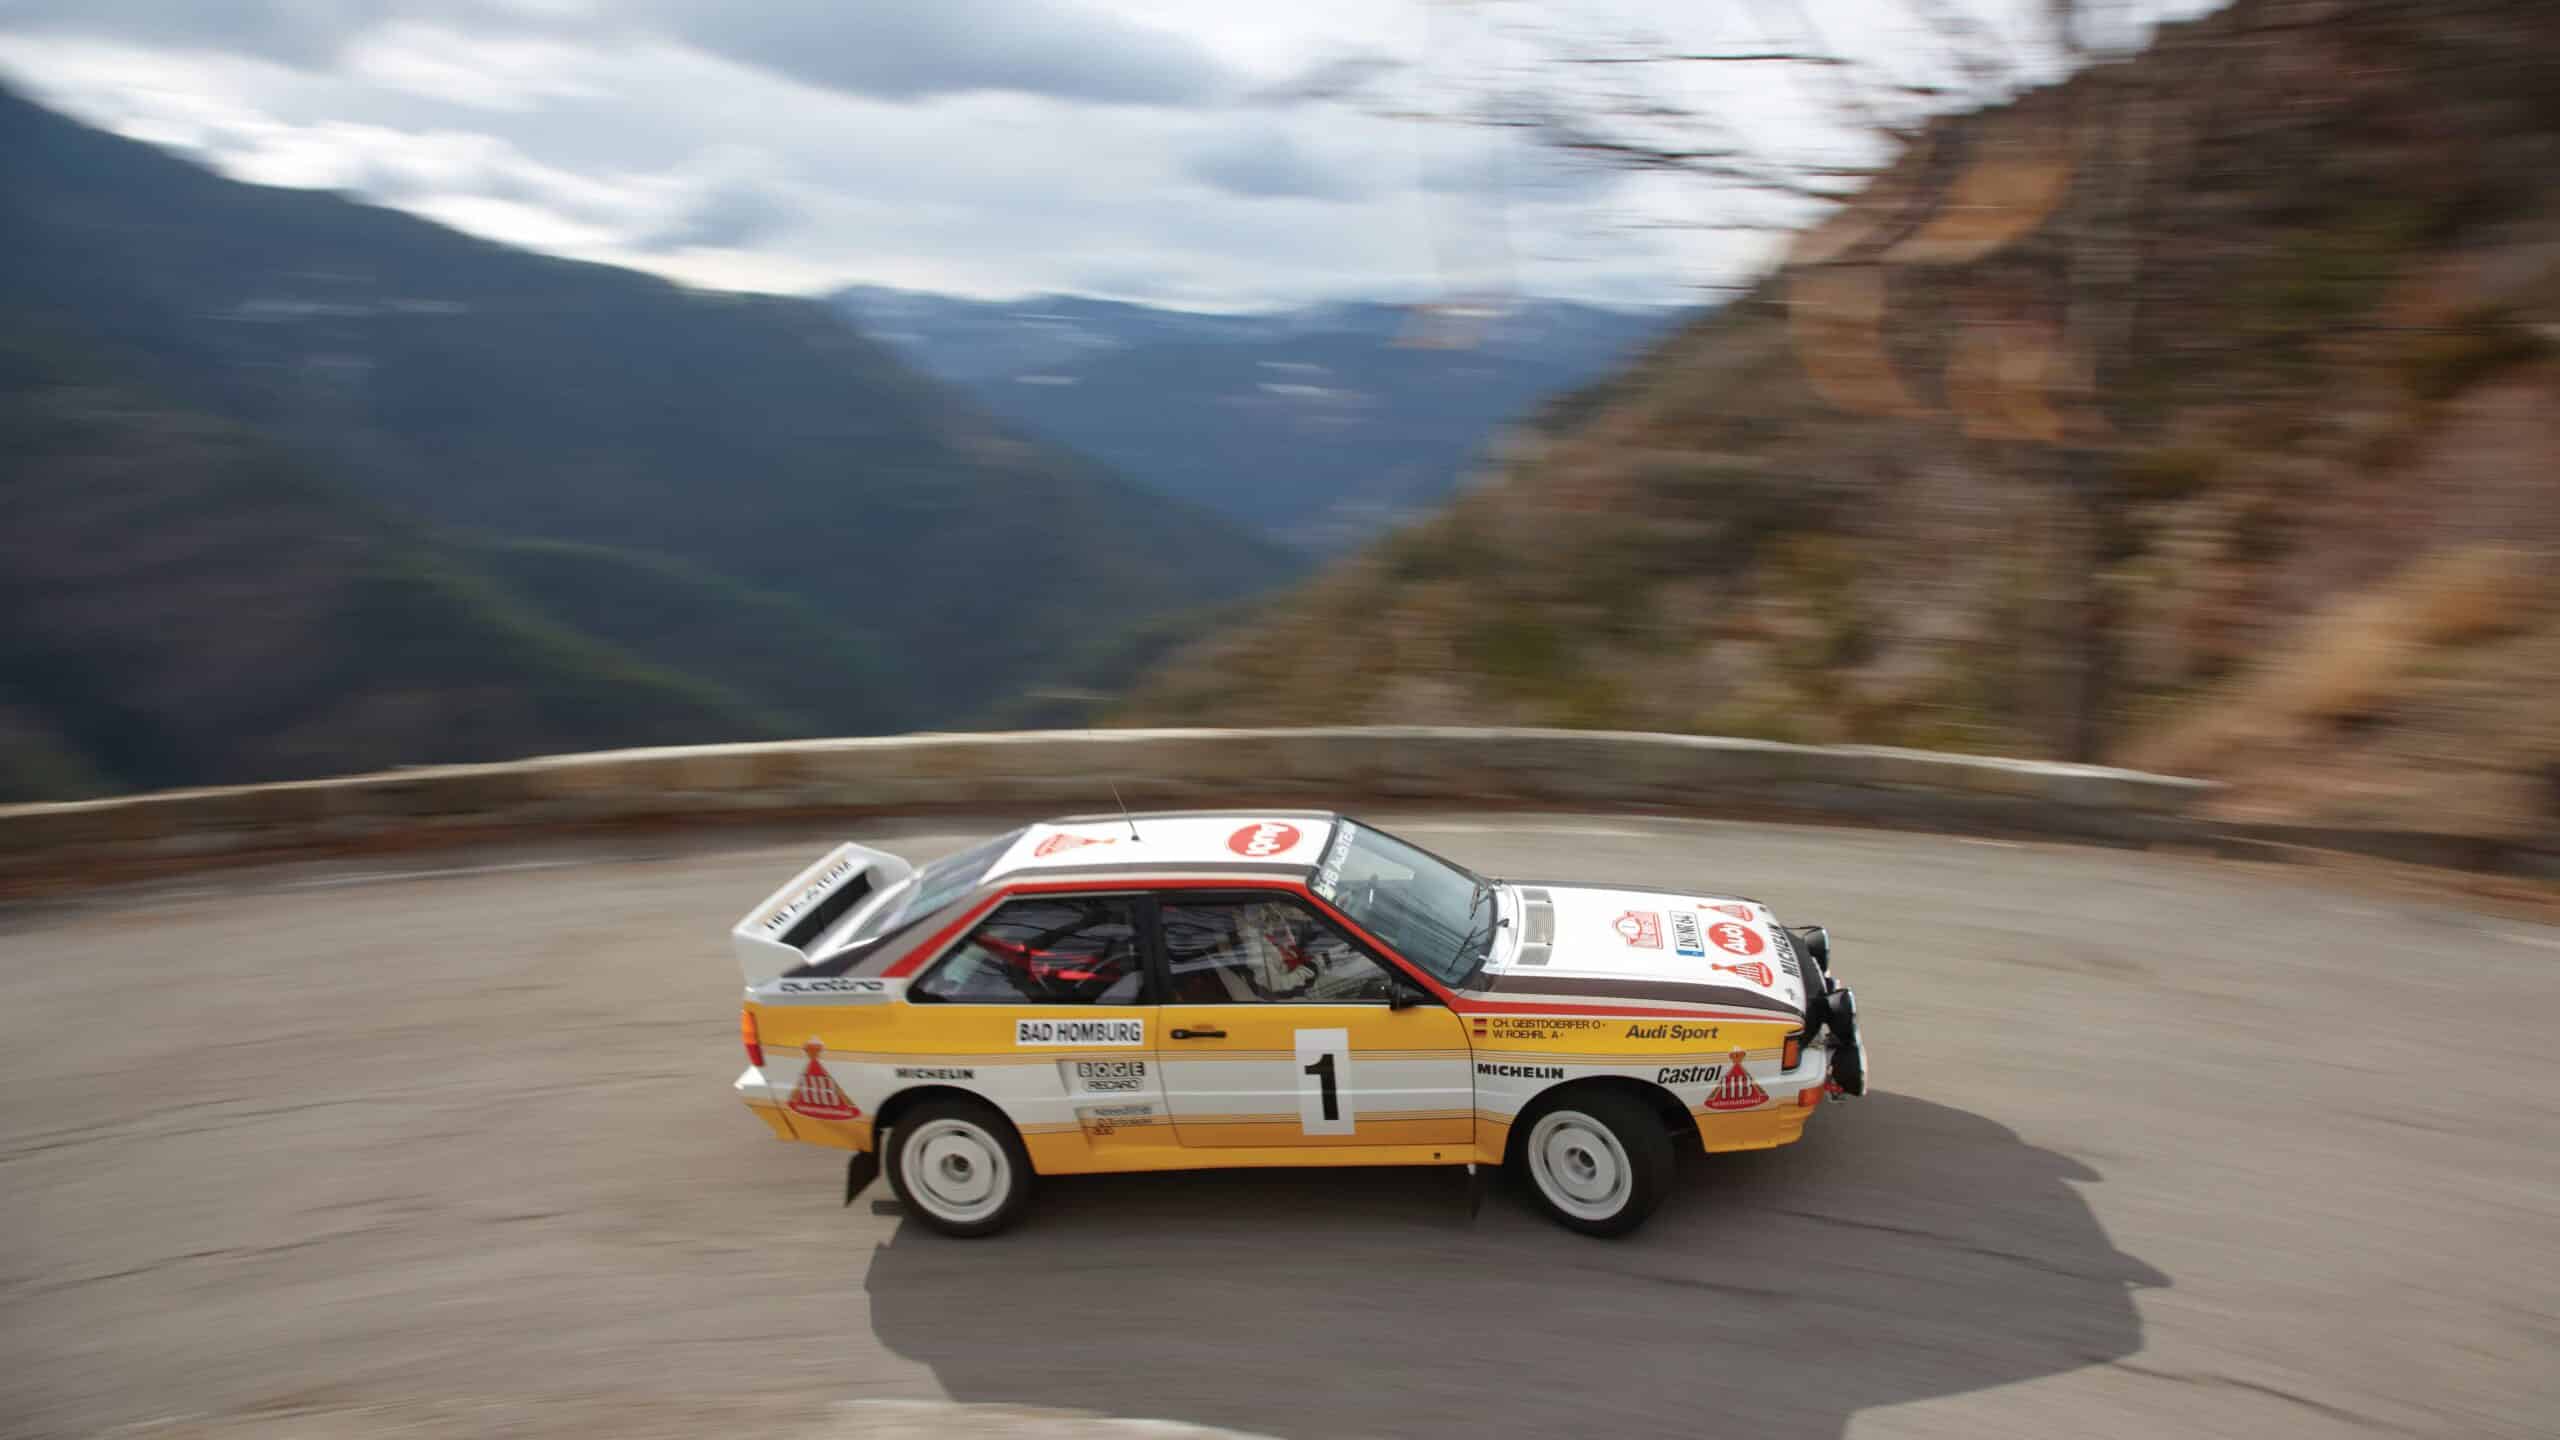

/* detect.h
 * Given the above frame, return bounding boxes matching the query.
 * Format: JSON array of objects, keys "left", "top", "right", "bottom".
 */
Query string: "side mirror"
[{"left": 1388, "top": 978, "right": 1432, "bottom": 1010}]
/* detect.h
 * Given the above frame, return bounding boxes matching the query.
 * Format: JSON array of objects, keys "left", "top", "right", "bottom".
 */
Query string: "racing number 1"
[
  {"left": 1293, "top": 1027, "right": 1354, "bottom": 1136},
  {"left": 1302, "top": 1053, "right": 1338, "bottom": 1120}
]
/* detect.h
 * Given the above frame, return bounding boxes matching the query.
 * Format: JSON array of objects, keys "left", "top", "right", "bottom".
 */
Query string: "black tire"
[
  {"left": 883, "top": 1096, "right": 1035, "bottom": 1237},
  {"left": 1513, "top": 1088, "right": 1677, "bottom": 1237}
]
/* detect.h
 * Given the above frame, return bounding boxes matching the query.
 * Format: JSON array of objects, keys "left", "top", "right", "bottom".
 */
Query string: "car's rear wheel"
[
  {"left": 1516, "top": 1089, "right": 1675, "bottom": 1237},
  {"left": 884, "top": 1097, "right": 1034, "bottom": 1237}
]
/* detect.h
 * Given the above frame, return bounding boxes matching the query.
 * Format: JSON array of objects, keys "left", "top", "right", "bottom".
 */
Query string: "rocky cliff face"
[{"left": 1125, "top": 0, "right": 2560, "bottom": 840}]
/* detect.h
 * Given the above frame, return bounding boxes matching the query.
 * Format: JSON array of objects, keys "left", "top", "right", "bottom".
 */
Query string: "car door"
[
  {"left": 904, "top": 892, "right": 1173, "bottom": 1159},
  {"left": 1152, "top": 890, "right": 1473, "bottom": 1148}
]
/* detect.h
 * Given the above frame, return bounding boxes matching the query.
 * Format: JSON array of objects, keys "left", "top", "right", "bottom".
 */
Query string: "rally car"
[{"left": 730, "top": 811, "right": 1866, "bottom": 1236}]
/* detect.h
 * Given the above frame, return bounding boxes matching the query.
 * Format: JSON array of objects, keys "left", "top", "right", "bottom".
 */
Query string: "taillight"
[
  {"left": 1782, "top": 1034, "right": 1803, "bottom": 1070},
  {"left": 742, "top": 1006, "right": 764, "bottom": 1067}
]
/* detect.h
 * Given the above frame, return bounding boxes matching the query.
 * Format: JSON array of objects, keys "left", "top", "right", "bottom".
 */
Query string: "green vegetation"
[
  {"left": 459, "top": 537, "right": 904, "bottom": 735},
  {"left": 0, "top": 338, "right": 785, "bottom": 796},
  {"left": 2120, "top": 445, "right": 2223, "bottom": 502},
  {"left": 2398, "top": 307, "right": 2551, "bottom": 402},
  {"left": 0, "top": 86, "right": 1295, "bottom": 794}
]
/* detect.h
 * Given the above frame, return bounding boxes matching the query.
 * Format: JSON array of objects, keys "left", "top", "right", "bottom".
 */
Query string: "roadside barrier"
[{"left": 0, "top": 728, "right": 2232, "bottom": 892}]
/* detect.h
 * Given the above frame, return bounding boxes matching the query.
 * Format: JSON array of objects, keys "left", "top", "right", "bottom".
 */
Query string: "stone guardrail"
[{"left": 0, "top": 727, "right": 2241, "bottom": 894}]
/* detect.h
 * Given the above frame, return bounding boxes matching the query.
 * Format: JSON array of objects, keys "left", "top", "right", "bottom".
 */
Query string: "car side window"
[
  {"left": 913, "top": 897, "right": 1145, "bottom": 1005},
  {"left": 1159, "top": 896, "right": 1396, "bottom": 1005}
]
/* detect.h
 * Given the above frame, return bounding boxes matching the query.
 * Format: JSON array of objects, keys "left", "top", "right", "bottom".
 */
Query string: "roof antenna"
[{"left": 1110, "top": 781, "right": 1142, "bottom": 842}]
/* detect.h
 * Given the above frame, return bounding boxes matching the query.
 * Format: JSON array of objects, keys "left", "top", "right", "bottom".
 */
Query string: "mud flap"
[{"left": 844, "top": 1150, "right": 880, "bottom": 1206}]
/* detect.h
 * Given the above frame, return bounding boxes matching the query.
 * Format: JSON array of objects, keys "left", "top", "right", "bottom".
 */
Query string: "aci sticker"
[
  {"left": 1228, "top": 821, "right": 1302, "bottom": 858},
  {"left": 1669, "top": 911, "right": 1706, "bottom": 957},
  {"left": 1034, "top": 832, "right": 1115, "bottom": 858},
  {"left": 1707, "top": 920, "right": 1764, "bottom": 957},
  {"left": 1706, "top": 902, "right": 1755, "bottom": 921},
  {"left": 786, "top": 1039, "right": 858, "bottom": 1121},
  {"left": 1712, "top": 961, "right": 1775, "bottom": 987},
  {"left": 1615, "top": 910, "right": 1663, "bottom": 948},
  {"left": 1703, "top": 1050, "right": 1770, "bottom": 1111}
]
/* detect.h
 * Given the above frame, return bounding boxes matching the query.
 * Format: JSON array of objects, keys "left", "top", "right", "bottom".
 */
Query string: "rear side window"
[
  {"left": 913, "top": 897, "right": 1147, "bottom": 1005},
  {"left": 788, "top": 828, "right": 1030, "bottom": 978}
]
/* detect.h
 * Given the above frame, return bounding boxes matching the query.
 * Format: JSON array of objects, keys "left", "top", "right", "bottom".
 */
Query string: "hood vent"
[{"left": 1516, "top": 887, "right": 1556, "bottom": 966}]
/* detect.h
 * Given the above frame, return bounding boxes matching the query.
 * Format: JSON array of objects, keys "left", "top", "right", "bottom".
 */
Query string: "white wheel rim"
[
  {"left": 1527, "top": 1110, "right": 1632, "bottom": 1221},
  {"left": 903, "top": 1119, "right": 1009, "bottom": 1224}
]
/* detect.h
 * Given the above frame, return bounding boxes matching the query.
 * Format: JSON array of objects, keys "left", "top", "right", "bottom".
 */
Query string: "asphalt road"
[{"left": 4, "top": 815, "right": 2555, "bottom": 1439}]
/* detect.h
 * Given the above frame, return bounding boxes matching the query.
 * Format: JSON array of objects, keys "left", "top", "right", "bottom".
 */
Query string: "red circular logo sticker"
[
  {"left": 1227, "top": 821, "right": 1302, "bottom": 858},
  {"left": 1707, "top": 920, "right": 1764, "bottom": 957}
]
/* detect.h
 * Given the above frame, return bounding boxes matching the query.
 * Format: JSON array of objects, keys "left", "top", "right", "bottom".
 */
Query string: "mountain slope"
[
  {"left": 834, "top": 287, "right": 1678, "bottom": 550},
  {"left": 1124, "top": 0, "right": 2560, "bottom": 838},
  {"left": 0, "top": 87, "right": 1296, "bottom": 741},
  {"left": 455, "top": 537, "right": 897, "bottom": 738},
  {"left": 0, "top": 330, "right": 781, "bottom": 796}
]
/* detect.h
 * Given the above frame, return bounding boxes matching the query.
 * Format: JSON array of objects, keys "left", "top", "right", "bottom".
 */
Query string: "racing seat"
[{"left": 1167, "top": 906, "right": 1310, "bottom": 1004}]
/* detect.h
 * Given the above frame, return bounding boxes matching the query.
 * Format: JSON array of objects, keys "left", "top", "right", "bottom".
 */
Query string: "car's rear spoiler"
[{"left": 730, "top": 841, "right": 916, "bottom": 984}]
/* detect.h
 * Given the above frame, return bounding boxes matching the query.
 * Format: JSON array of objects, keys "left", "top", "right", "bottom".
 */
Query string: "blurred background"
[
  {"left": 3, "top": 0, "right": 2554, "bottom": 841},
  {"left": 7, "top": 8, "right": 2560, "bottom": 1440}
]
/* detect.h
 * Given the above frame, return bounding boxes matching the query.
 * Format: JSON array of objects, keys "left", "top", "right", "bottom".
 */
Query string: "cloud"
[
  {"left": 643, "top": 0, "right": 1240, "bottom": 106},
  {"left": 0, "top": 1, "right": 492, "bottom": 67},
  {"left": 341, "top": 22, "right": 601, "bottom": 110},
  {"left": 1180, "top": 129, "right": 1371, "bottom": 201},
  {"left": 0, "top": 3, "right": 1743, "bottom": 308},
  {"left": 1243, "top": 51, "right": 1402, "bottom": 106},
  {"left": 642, "top": 164, "right": 802, "bottom": 250}
]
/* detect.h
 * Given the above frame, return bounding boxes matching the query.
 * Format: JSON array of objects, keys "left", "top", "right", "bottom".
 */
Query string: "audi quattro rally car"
[{"left": 730, "top": 812, "right": 1867, "bottom": 1237}]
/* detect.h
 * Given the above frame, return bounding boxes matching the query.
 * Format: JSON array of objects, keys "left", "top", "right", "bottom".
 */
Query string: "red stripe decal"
[{"left": 1448, "top": 999, "right": 1796, "bottom": 1023}]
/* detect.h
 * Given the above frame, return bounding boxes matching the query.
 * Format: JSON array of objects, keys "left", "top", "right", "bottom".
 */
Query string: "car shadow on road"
[{"left": 865, "top": 1093, "right": 2166, "bottom": 1439}]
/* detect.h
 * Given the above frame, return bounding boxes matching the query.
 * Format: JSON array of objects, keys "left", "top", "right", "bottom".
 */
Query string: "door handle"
[{"left": 1169, "top": 1026, "right": 1227, "bottom": 1040}]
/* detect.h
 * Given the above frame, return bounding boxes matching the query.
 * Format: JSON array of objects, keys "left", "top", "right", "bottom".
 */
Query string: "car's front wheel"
[
  {"left": 884, "top": 1097, "right": 1034, "bottom": 1237},
  {"left": 1516, "top": 1089, "right": 1675, "bottom": 1237}
]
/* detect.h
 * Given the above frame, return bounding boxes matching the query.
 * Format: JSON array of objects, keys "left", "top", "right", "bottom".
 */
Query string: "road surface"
[{"left": 4, "top": 815, "right": 2554, "bottom": 1438}]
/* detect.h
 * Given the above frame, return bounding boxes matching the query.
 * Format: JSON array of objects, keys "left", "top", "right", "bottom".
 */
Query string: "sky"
[{"left": 0, "top": 0, "right": 2220, "bottom": 309}]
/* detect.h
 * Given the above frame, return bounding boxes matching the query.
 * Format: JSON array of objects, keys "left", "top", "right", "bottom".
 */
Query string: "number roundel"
[{"left": 1227, "top": 821, "right": 1302, "bottom": 858}]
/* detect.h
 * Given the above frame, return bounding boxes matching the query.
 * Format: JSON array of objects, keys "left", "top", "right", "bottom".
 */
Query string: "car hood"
[{"left": 1472, "top": 882, "right": 1808, "bottom": 1019}]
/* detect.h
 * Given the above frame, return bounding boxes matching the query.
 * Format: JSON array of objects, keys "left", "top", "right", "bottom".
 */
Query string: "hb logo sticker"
[
  {"left": 1708, "top": 921, "right": 1764, "bottom": 957},
  {"left": 1227, "top": 821, "right": 1302, "bottom": 858}
]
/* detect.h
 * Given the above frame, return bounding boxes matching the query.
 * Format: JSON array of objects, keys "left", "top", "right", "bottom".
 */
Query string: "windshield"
[{"left": 1309, "top": 819, "right": 1488, "bottom": 985}]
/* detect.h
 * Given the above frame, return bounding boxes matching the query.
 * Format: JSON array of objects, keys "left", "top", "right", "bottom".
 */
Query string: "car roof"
[{"left": 980, "top": 810, "right": 1340, "bottom": 883}]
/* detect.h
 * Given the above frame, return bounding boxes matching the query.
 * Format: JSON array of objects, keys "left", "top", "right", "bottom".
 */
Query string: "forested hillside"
[
  {"left": 0, "top": 88, "right": 1292, "bottom": 796},
  {"left": 0, "top": 331, "right": 770, "bottom": 795}
]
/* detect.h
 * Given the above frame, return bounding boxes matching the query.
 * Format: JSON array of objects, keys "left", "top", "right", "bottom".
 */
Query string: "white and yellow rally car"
[{"left": 731, "top": 811, "right": 1867, "bottom": 1236}]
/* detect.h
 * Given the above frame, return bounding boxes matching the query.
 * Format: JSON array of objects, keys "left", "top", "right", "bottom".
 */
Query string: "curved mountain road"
[{"left": 4, "top": 815, "right": 2553, "bottom": 1439}]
